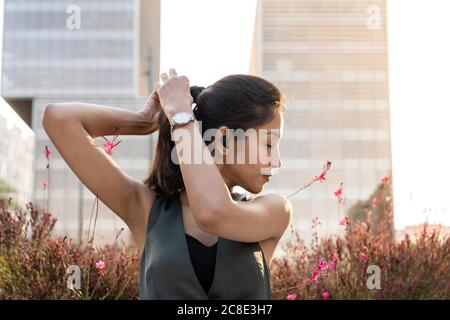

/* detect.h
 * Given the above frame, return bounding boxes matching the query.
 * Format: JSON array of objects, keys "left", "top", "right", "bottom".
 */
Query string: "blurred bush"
[
  {"left": 0, "top": 197, "right": 139, "bottom": 300},
  {"left": 0, "top": 175, "right": 448, "bottom": 299},
  {"left": 271, "top": 177, "right": 449, "bottom": 300}
]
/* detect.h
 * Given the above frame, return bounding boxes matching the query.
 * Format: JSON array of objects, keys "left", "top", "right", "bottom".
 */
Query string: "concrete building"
[
  {"left": 1, "top": 0, "right": 160, "bottom": 244},
  {"left": 0, "top": 97, "right": 34, "bottom": 208},
  {"left": 250, "top": 0, "right": 392, "bottom": 241}
]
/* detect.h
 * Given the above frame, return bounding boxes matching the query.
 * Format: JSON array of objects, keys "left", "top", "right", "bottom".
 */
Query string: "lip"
[{"left": 262, "top": 175, "right": 272, "bottom": 181}]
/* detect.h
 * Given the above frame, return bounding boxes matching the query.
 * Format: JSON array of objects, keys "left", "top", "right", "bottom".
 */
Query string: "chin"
[
  {"left": 239, "top": 175, "right": 267, "bottom": 194},
  {"left": 246, "top": 183, "right": 264, "bottom": 194}
]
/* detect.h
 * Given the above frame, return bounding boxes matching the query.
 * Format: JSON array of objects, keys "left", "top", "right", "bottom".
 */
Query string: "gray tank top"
[{"left": 139, "top": 192, "right": 272, "bottom": 300}]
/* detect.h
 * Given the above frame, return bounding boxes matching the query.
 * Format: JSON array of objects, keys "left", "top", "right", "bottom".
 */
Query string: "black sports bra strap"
[{"left": 232, "top": 192, "right": 250, "bottom": 202}]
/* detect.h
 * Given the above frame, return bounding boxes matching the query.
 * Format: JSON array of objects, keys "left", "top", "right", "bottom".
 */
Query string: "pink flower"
[
  {"left": 310, "top": 268, "right": 319, "bottom": 281},
  {"left": 371, "top": 197, "right": 377, "bottom": 208},
  {"left": 314, "top": 172, "right": 327, "bottom": 183},
  {"left": 330, "top": 252, "right": 338, "bottom": 261},
  {"left": 359, "top": 252, "right": 369, "bottom": 262},
  {"left": 333, "top": 182, "right": 343, "bottom": 198},
  {"left": 43, "top": 181, "right": 48, "bottom": 189},
  {"left": 322, "top": 291, "right": 330, "bottom": 300},
  {"left": 339, "top": 217, "right": 349, "bottom": 226},
  {"left": 286, "top": 293, "right": 297, "bottom": 300},
  {"left": 318, "top": 259, "right": 328, "bottom": 270},
  {"left": 388, "top": 210, "right": 394, "bottom": 219},
  {"left": 44, "top": 146, "right": 52, "bottom": 160},
  {"left": 329, "top": 261, "right": 336, "bottom": 270},
  {"left": 103, "top": 140, "right": 121, "bottom": 155},
  {"left": 313, "top": 161, "right": 332, "bottom": 183},
  {"left": 381, "top": 175, "right": 390, "bottom": 184},
  {"left": 101, "top": 134, "right": 122, "bottom": 156},
  {"left": 95, "top": 260, "right": 105, "bottom": 270}
]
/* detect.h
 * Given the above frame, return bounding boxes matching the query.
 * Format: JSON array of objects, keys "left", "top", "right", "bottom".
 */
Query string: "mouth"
[{"left": 262, "top": 174, "right": 272, "bottom": 182}]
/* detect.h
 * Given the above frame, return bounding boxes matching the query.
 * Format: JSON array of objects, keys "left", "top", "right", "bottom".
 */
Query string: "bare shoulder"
[
  {"left": 247, "top": 192, "right": 293, "bottom": 237},
  {"left": 252, "top": 193, "right": 292, "bottom": 266},
  {"left": 250, "top": 193, "right": 292, "bottom": 220}
]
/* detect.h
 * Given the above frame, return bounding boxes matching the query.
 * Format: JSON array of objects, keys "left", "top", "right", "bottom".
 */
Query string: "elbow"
[
  {"left": 41, "top": 103, "right": 65, "bottom": 131},
  {"left": 41, "top": 103, "right": 57, "bottom": 129}
]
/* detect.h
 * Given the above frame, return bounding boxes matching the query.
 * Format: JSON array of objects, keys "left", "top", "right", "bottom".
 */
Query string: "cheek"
[
  {"left": 242, "top": 139, "right": 263, "bottom": 165},
  {"left": 233, "top": 139, "right": 265, "bottom": 174}
]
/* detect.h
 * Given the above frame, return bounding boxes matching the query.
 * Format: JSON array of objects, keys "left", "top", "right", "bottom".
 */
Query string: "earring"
[{"left": 221, "top": 136, "right": 227, "bottom": 149}]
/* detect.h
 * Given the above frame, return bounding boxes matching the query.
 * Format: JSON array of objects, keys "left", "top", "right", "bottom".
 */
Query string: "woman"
[{"left": 41, "top": 68, "right": 292, "bottom": 300}]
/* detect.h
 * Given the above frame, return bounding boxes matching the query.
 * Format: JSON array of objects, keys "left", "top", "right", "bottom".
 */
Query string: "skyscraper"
[
  {"left": 251, "top": 0, "right": 392, "bottom": 241},
  {"left": 1, "top": 0, "right": 161, "bottom": 244}
]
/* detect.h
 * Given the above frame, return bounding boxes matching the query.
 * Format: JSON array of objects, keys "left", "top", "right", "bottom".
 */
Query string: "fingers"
[
  {"left": 169, "top": 68, "right": 178, "bottom": 77},
  {"left": 160, "top": 73, "right": 169, "bottom": 83},
  {"left": 160, "top": 68, "right": 179, "bottom": 83}
]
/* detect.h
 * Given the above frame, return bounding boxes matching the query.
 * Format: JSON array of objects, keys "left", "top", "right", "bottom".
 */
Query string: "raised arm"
[
  {"left": 155, "top": 69, "right": 292, "bottom": 243},
  {"left": 41, "top": 92, "right": 161, "bottom": 248}
]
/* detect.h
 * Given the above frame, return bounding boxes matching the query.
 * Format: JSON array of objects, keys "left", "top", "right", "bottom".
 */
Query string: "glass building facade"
[
  {"left": 2, "top": 0, "right": 142, "bottom": 97},
  {"left": 251, "top": 0, "right": 392, "bottom": 242},
  {"left": 1, "top": 0, "right": 160, "bottom": 244}
]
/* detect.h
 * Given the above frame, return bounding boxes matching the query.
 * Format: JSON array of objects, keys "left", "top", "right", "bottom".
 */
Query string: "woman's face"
[{"left": 219, "top": 110, "right": 284, "bottom": 194}]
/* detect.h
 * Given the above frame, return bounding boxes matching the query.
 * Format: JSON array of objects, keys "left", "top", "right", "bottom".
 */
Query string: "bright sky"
[
  {"left": 160, "top": 0, "right": 257, "bottom": 86},
  {"left": 387, "top": 0, "right": 450, "bottom": 228}
]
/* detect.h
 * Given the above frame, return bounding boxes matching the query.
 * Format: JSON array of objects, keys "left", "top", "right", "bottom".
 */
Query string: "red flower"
[
  {"left": 103, "top": 140, "right": 121, "bottom": 155},
  {"left": 314, "top": 172, "right": 327, "bottom": 183},
  {"left": 286, "top": 293, "right": 297, "bottom": 300},
  {"left": 359, "top": 252, "right": 369, "bottom": 262},
  {"left": 310, "top": 268, "right": 319, "bottom": 281},
  {"left": 322, "top": 291, "right": 330, "bottom": 300},
  {"left": 329, "top": 261, "right": 336, "bottom": 270},
  {"left": 101, "top": 135, "right": 121, "bottom": 156},
  {"left": 44, "top": 146, "right": 52, "bottom": 160},
  {"left": 314, "top": 161, "right": 332, "bottom": 183},
  {"left": 381, "top": 175, "right": 390, "bottom": 184},
  {"left": 318, "top": 259, "right": 328, "bottom": 270},
  {"left": 339, "top": 217, "right": 349, "bottom": 226},
  {"left": 43, "top": 181, "right": 48, "bottom": 189},
  {"left": 330, "top": 252, "right": 338, "bottom": 261},
  {"left": 286, "top": 161, "right": 332, "bottom": 199},
  {"left": 334, "top": 182, "right": 344, "bottom": 199},
  {"left": 95, "top": 260, "right": 105, "bottom": 270}
]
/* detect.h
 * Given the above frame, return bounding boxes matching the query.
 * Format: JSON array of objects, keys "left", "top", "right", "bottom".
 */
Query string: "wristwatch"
[{"left": 169, "top": 111, "right": 195, "bottom": 140}]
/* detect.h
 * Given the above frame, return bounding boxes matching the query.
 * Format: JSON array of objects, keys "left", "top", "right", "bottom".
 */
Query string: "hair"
[{"left": 143, "top": 74, "right": 286, "bottom": 199}]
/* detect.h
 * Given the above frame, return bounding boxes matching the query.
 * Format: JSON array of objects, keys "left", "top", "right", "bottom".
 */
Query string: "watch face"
[{"left": 173, "top": 112, "right": 191, "bottom": 124}]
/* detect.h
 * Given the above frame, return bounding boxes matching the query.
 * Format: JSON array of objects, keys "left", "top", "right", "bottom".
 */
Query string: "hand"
[
  {"left": 155, "top": 68, "right": 194, "bottom": 119},
  {"left": 137, "top": 88, "right": 162, "bottom": 134}
]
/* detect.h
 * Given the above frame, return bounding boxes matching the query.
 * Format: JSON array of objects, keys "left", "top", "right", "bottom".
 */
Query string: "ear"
[{"left": 214, "top": 125, "right": 229, "bottom": 156}]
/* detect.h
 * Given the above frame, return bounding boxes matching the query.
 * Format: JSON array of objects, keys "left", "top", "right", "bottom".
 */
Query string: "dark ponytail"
[{"left": 143, "top": 74, "right": 285, "bottom": 199}]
